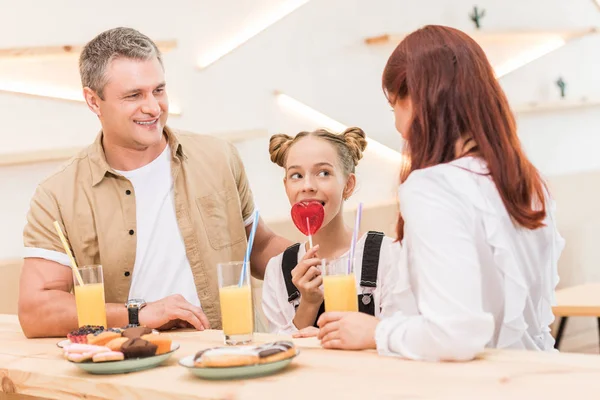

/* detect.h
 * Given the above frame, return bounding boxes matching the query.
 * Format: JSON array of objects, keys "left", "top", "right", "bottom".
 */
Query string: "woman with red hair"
[{"left": 317, "top": 25, "right": 565, "bottom": 361}]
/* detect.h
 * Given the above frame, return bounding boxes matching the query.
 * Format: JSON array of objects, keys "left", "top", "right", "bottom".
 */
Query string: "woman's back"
[{"left": 399, "top": 156, "right": 564, "bottom": 353}]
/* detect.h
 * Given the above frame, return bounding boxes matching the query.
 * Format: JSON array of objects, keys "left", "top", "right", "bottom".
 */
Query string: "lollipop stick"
[{"left": 306, "top": 217, "right": 314, "bottom": 248}]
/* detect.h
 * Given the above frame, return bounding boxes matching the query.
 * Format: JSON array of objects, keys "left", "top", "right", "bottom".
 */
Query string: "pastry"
[
  {"left": 122, "top": 326, "right": 153, "bottom": 339},
  {"left": 66, "top": 352, "right": 93, "bottom": 363},
  {"left": 92, "top": 351, "right": 125, "bottom": 362},
  {"left": 141, "top": 333, "right": 172, "bottom": 355},
  {"left": 121, "top": 338, "right": 157, "bottom": 359},
  {"left": 193, "top": 347, "right": 259, "bottom": 368},
  {"left": 64, "top": 344, "right": 111, "bottom": 363},
  {"left": 255, "top": 341, "right": 297, "bottom": 364},
  {"left": 87, "top": 331, "right": 121, "bottom": 346},
  {"left": 64, "top": 344, "right": 111, "bottom": 355},
  {"left": 67, "top": 325, "right": 104, "bottom": 344},
  {"left": 192, "top": 341, "right": 298, "bottom": 368},
  {"left": 105, "top": 337, "right": 129, "bottom": 352}
]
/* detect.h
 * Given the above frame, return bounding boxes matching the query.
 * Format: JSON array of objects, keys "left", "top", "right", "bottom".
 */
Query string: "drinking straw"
[
  {"left": 53, "top": 221, "right": 84, "bottom": 286},
  {"left": 239, "top": 209, "right": 260, "bottom": 287},
  {"left": 347, "top": 203, "right": 363, "bottom": 274}
]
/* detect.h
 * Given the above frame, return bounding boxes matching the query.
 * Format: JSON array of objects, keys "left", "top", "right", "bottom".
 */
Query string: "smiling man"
[{"left": 18, "top": 27, "right": 290, "bottom": 338}]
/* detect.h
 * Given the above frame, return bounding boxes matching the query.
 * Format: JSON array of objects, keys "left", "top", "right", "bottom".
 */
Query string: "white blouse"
[
  {"left": 262, "top": 233, "right": 418, "bottom": 335},
  {"left": 375, "top": 157, "right": 565, "bottom": 361}
]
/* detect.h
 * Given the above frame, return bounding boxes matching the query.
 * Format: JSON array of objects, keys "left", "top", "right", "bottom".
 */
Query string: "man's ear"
[{"left": 83, "top": 87, "right": 102, "bottom": 117}]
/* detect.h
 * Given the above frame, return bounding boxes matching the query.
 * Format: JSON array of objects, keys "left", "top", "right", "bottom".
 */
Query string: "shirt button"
[
  {"left": 124, "top": 271, "right": 131, "bottom": 277},
  {"left": 129, "top": 229, "right": 135, "bottom": 235},
  {"left": 125, "top": 190, "right": 131, "bottom": 195}
]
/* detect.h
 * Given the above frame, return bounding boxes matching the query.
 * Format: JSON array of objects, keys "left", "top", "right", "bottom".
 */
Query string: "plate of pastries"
[
  {"left": 179, "top": 340, "right": 299, "bottom": 380},
  {"left": 58, "top": 325, "right": 178, "bottom": 375}
]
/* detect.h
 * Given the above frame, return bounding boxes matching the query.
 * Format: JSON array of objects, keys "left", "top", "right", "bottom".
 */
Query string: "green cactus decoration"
[
  {"left": 556, "top": 77, "right": 566, "bottom": 98},
  {"left": 469, "top": 6, "right": 486, "bottom": 29}
]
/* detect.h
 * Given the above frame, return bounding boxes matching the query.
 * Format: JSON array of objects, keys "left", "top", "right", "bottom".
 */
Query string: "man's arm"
[
  {"left": 247, "top": 217, "right": 291, "bottom": 280},
  {"left": 18, "top": 258, "right": 130, "bottom": 338},
  {"left": 226, "top": 142, "right": 291, "bottom": 278},
  {"left": 19, "top": 258, "right": 212, "bottom": 338}
]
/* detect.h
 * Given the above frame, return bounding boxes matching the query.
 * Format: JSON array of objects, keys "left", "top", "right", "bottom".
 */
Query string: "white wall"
[{"left": 1, "top": 0, "right": 600, "bottom": 258}]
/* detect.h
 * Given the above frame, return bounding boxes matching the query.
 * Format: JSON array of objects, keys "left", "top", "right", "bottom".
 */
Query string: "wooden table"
[
  {"left": 3, "top": 314, "right": 600, "bottom": 399},
  {"left": 552, "top": 283, "right": 600, "bottom": 349}
]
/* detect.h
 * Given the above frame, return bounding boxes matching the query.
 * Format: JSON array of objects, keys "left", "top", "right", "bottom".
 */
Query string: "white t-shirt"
[
  {"left": 115, "top": 145, "right": 200, "bottom": 306},
  {"left": 261, "top": 232, "right": 418, "bottom": 335},
  {"left": 26, "top": 143, "right": 256, "bottom": 307},
  {"left": 375, "top": 156, "right": 565, "bottom": 361}
]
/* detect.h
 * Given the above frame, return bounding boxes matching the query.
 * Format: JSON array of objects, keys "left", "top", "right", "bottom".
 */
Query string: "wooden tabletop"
[
  {"left": 3, "top": 314, "right": 600, "bottom": 399},
  {"left": 553, "top": 283, "right": 600, "bottom": 317}
]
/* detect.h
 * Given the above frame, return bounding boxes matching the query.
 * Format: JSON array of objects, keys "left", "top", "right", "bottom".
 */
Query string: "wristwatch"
[{"left": 125, "top": 299, "right": 147, "bottom": 327}]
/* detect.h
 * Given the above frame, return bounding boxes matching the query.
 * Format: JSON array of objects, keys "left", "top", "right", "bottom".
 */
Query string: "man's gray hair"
[{"left": 79, "top": 27, "right": 163, "bottom": 99}]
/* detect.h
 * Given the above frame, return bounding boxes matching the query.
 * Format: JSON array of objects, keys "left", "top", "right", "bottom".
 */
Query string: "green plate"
[
  {"left": 67, "top": 342, "right": 180, "bottom": 375},
  {"left": 178, "top": 351, "right": 299, "bottom": 380}
]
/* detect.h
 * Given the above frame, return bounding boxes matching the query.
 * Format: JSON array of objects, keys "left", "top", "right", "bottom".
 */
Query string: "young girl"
[
  {"left": 317, "top": 25, "right": 565, "bottom": 360},
  {"left": 261, "top": 127, "right": 417, "bottom": 336}
]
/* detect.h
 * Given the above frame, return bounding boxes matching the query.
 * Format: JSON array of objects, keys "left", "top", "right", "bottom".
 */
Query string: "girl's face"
[{"left": 284, "top": 136, "right": 355, "bottom": 229}]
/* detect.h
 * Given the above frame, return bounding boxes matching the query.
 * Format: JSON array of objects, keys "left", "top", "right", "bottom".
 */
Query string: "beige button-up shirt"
[{"left": 23, "top": 127, "right": 254, "bottom": 328}]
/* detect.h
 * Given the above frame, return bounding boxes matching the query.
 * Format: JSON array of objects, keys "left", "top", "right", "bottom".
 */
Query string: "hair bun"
[
  {"left": 268, "top": 134, "right": 295, "bottom": 167},
  {"left": 342, "top": 127, "right": 368, "bottom": 165}
]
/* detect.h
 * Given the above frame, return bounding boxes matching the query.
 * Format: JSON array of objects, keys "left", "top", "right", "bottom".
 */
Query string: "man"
[{"left": 18, "top": 27, "right": 290, "bottom": 338}]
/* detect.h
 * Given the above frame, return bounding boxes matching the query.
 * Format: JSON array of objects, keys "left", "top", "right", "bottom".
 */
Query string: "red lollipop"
[{"left": 291, "top": 201, "right": 325, "bottom": 247}]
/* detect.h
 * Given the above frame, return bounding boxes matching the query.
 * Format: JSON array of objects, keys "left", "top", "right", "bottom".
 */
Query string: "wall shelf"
[
  {"left": 513, "top": 98, "right": 600, "bottom": 114},
  {"left": 365, "top": 28, "right": 598, "bottom": 78},
  {"left": 364, "top": 28, "right": 597, "bottom": 47},
  {"left": 0, "top": 129, "right": 268, "bottom": 167},
  {"left": 0, "top": 40, "right": 177, "bottom": 59}
]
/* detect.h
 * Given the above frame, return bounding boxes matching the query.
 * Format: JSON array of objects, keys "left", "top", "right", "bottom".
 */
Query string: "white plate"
[
  {"left": 65, "top": 342, "right": 180, "bottom": 375},
  {"left": 178, "top": 350, "right": 299, "bottom": 380}
]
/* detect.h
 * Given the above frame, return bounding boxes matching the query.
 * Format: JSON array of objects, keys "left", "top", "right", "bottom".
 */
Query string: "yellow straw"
[{"left": 53, "top": 221, "right": 84, "bottom": 286}]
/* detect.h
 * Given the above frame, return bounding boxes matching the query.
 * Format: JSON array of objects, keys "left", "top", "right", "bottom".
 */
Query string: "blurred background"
[{"left": 1, "top": 0, "right": 599, "bottom": 351}]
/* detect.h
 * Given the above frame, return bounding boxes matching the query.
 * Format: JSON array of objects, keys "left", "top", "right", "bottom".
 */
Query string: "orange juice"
[
  {"left": 219, "top": 285, "right": 253, "bottom": 336},
  {"left": 74, "top": 282, "right": 107, "bottom": 327},
  {"left": 323, "top": 273, "right": 358, "bottom": 312}
]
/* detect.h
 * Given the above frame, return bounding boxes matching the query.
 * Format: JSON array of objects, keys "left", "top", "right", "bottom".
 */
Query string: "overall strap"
[
  {"left": 281, "top": 243, "right": 301, "bottom": 302},
  {"left": 360, "top": 231, "right": 384, "bottom": 287},
  {"left": 281, "top": 243, "right": 325, "bottom": 327},
  {"left": 358, "top": 231, "right": 384, "bottom": 315}
]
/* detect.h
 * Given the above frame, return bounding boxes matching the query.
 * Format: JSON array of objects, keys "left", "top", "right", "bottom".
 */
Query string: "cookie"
[
  {"left": 141, "top": 333, "right": 172, "bottom": 355},
  {"left": 122, "top": 326, "right": 153, "bottom": 339},
  {"left": 64, "top": 344, "right": 111, "bottom": 363},
  {"left": 256, "top": 341, "right": 297, "bottom": 364},
  {"left": 66, "top": 352, "right": 93, "bottom": 363},
  {"left": 93, "top": 351, "right": 125, "bottom": 363},
  {"left": 87, "top": 331, "right": 121, "bottom": 346},
  {"left": 106, "top": 337, "right": 129, "bottom": 352},
  {"left": 121, "top": 338, "right": 157, "bottom": 359},
  {"left": 193, "top": 347, "right": 259, "bottom": 368},
  {"left": 64, "top": 344, "right": 111, "bottom": 355}
]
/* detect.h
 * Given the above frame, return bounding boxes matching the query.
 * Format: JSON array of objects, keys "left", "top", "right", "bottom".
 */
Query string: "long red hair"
[{"left": 383, "top": 25, "right": 547, "bottom": 241}]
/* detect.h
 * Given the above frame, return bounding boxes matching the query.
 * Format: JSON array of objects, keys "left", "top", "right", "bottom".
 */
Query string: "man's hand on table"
[{"left": 139, "top": 294, "right": 210, "bottom": 331}]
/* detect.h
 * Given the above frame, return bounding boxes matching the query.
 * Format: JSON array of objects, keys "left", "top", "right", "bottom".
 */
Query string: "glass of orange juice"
[
  {"left": 217, "top": 261, "right": 254, "bottom": 345},
  {"left": 323, "top": 255, "right": 358, "bottom": 312},
  {"left": 73, "top": 265, "right": 107, "bottom": 328}
]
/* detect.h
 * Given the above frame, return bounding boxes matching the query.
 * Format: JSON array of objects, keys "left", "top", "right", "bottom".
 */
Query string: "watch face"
[{"left": 127, "top": 299, "right": 146, "bottom": 307}]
